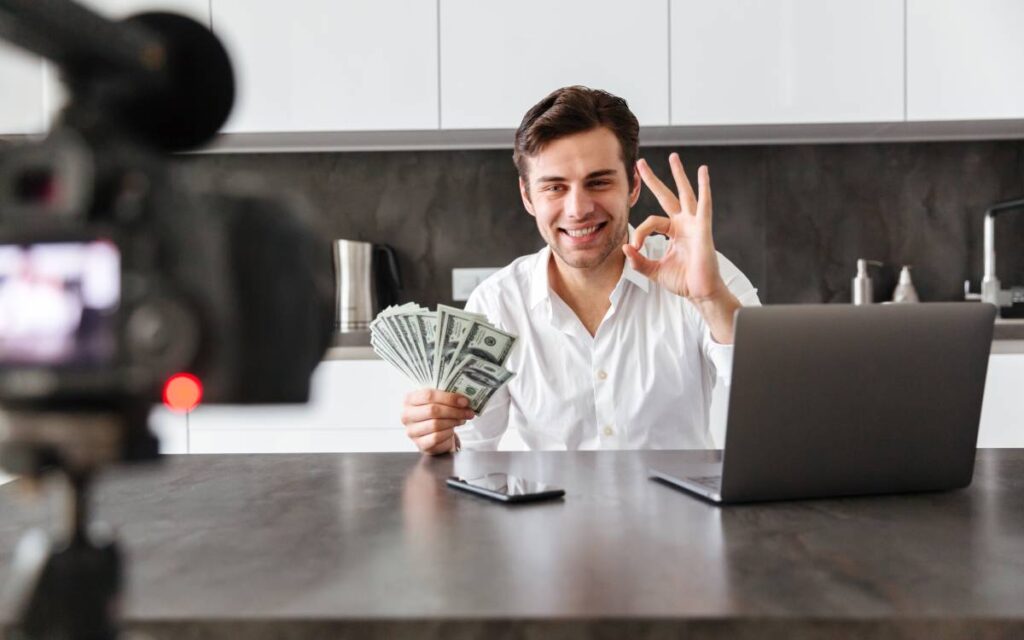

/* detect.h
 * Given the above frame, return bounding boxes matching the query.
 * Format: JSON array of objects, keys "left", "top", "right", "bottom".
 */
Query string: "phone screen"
[{"left": 454, "top": 473, "right": 559, "bottom": 497}]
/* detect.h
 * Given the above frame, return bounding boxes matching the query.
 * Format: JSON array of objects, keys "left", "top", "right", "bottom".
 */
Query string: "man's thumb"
[{"left": 623, "top": 244, "right": 658, "bottom": 278}]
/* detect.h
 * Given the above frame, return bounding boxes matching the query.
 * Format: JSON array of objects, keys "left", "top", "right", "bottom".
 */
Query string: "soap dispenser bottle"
[
  {"left": 852, "top": 259, "right": 883, "bottom": 305},
  {"left": 892, "top": 265, "right": 920, "bottom": 303}
]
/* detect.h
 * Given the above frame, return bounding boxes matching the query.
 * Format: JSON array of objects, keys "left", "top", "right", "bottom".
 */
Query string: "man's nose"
[{"left": 564, "top": 187, "right": 595, "bottom": 219}]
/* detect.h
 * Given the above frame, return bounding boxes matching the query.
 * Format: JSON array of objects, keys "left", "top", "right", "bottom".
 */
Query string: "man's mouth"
[{"left": 559, "top": 222, "right": 607, "bottom": 242}]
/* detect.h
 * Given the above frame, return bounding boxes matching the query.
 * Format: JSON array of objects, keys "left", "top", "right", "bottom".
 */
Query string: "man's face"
[{"left": 519, "top": 127, "right": 641, "bottom": 271}]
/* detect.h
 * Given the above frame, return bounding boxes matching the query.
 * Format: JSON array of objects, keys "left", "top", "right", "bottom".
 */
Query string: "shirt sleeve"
[
  {"left": 453, "top": 286, "right": 512, "bottom": 451},
  {"left": 701, "top": 252, "right": 763, "bottom": 385},
  {"left": 717, "top": 251, "right": 761, "bottom": 308}
]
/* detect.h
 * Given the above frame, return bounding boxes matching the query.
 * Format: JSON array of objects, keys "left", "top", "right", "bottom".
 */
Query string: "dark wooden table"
[{"left": 2, "top": 450, "right": 1024, "bottom": 639}]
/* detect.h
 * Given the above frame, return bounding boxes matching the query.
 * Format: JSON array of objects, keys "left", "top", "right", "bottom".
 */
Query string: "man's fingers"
[
  {"left": 623, "top": 245, "right": 659, "bottom": 278},
  {"left": 696, "top": 165, "right": 712, "bottom": 220},
  {"left": 632, "top": 215, "right": 672, "bottom": 249},
  {"left": 406, "top": 388, "right": 469, "bottom": 408},
  {"left": 404, "top": 402, "right": 474, "bottom": 426},
  {"left": 637, "top": 158, "right": 681, "bottom": 215},
  {"left": 422, "top": 432, "right": 456, "bottom": 455},
  {"left": 668, "top": 153, "right": 697, "bottom": 213},
  {"left": 406, "top": 417, "right": 463, "bottom": 439}
]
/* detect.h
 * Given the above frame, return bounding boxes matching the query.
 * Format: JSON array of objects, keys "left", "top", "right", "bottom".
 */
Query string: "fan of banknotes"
[{"left": 370, "top": 304, "right": 517, "bottom": 412}]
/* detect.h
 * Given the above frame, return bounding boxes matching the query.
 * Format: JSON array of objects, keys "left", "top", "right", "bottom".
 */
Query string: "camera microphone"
[
  {"left": 0, "top": 1, "right": 235, "bottom": 151},
  {"left": 118, "top": 12, "right": 235, "bottom": 151}
]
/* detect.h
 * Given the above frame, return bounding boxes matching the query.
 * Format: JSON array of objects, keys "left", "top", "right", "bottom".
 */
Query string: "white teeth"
[{"left": 565, "top": 225, "right": 599, "bottom": 238}]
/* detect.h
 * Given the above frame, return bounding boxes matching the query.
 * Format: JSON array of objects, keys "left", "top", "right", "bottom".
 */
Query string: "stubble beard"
[{"left": 547, "top": 216, "right": 630, "bottom": 270}]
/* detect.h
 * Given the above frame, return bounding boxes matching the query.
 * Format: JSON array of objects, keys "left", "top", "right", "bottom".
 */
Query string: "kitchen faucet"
[{"left": 964, "top": 197, "right": 1024, "bottom": 316}]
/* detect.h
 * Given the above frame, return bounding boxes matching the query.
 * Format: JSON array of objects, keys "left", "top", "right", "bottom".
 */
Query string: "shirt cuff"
[{"left": 706, "top": 340, "right": 735, "bottom": 384}]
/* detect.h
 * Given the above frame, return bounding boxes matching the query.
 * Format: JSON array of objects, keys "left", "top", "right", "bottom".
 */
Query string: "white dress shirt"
[{"left": 457, "top": 232, "right": 760, "bottom": 451}]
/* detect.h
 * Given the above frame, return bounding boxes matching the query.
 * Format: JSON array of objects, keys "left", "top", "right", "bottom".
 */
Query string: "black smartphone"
[{"left": 446, "top": 473, "right": 565, "bottom": 503}]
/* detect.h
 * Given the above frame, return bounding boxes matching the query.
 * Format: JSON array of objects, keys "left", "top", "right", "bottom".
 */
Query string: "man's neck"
[{"left": 548, "top": 248, "right": 626, "bottom": 337}]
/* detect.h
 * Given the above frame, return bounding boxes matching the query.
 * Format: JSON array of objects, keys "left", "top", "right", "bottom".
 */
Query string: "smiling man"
[{"left": 401, "top": 86, "right": 760, "bottom": 453}]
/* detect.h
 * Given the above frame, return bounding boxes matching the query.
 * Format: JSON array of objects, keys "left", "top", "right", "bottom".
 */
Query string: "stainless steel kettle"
[{"left": 332, "top": 239, "right": 401, "bottom": 332}]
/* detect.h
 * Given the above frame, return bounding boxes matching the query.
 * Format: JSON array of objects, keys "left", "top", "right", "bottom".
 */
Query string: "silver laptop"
[{"left": 650, "top": 303, "right": 996, "bottom": 504}]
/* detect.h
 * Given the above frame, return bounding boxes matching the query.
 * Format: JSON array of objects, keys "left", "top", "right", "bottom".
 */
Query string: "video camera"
[
  {"left": 0, "top": 0, "right": 333, "bottom": 473},
  {"left": 0, "top": 1, "right": 333, "bottom": 637}
]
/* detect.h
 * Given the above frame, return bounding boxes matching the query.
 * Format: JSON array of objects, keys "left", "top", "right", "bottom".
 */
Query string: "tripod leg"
[{"left": 4, "top": 474, "right": 122, "bottom": 640}]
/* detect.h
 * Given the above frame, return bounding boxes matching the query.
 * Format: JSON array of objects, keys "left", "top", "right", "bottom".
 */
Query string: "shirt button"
[
  {"left": 603, "top": 425, "right": 614, "bottom": 436},
  {"left": 596, "top": 370, "right": 608, "bottom": 381}
]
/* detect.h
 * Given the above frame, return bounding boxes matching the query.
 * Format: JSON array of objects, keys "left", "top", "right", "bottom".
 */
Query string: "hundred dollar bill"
[
  {"left": 392, "top": 312, "right": 430, "bottom": 384},
  {"left": 370, "top": 334, "right": 418, "bottom": 382},
  {"left": 439, "top": 319, "right": 517, "bottom": 388},
  {"left": 432, "top": 304, "right": 480, "bottom": 388},
  {"left": 443, "top": 355, "right": 514, "bottom": 413},
  {"left": 372, "top": 304, "right": 422, "bottom": 382},
  {"left": 413, "top": 310, "right": 438, "bottom": 379}
]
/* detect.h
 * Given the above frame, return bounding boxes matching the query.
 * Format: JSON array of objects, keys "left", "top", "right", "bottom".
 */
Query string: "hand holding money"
[
  {"left": 401, "top": 388, "right": 475, "bottom": 454},
  {"left": 371, "top": 303, "right": 517, "bottom": 412}
]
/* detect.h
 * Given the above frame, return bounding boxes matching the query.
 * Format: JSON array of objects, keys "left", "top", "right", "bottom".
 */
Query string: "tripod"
[{"left": 4, "top": 469, "right": 122, "bottom": 640}]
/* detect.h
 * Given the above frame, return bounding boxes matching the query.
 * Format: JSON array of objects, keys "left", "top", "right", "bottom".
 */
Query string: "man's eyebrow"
[{"left": 535, "top": 169, "right": 618, "bottom": 183}]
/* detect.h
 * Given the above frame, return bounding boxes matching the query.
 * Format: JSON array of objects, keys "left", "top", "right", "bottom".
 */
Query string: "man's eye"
[
  {"left": 544, "top": 184, "right": 565, "bottom": 192},
  {"left": 588, "top": 180, "right": 610, "bottom": 188}
]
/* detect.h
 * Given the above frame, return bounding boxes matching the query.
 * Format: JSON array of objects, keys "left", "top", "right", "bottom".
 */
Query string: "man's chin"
[{"left": 550, "top": 243, "right": 617, "bottom": 270}]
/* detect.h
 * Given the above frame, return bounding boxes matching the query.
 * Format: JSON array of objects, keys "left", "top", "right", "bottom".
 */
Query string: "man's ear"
[
  {"left": 628, "top": 164, "right": 642, "bottom": 208},
  {"left": 519, "top": 177, "right": 536, "bottom": 217}
]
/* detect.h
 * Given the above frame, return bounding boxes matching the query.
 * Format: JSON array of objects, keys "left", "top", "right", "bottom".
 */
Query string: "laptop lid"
[{"left": 717, "top": 302, "right": 995, "bottom": 503}]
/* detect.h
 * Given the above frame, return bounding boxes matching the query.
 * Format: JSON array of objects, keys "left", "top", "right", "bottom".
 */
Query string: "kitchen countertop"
[
  {"left": 2, "top": 450, "right": 1024, "bottom": 639},
  {"left": 325, "top": 318, "right": 1024, "bottom": 360}
]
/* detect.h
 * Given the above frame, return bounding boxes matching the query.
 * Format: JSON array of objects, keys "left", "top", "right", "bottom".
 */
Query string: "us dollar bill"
[
  {"left": 372, "top": 304, "right": 423, "bottom": 383},
  {"left": 372, "top": 304, "right": 517, "bottom": 408},
  {"left": 443, "top": 355, "right": 514, "bottom": 413},
  {"left": 439, "top": 320, "right": 517, "bottom": 388},
  {"left": 412, "top": 310, "right": 438, "bottom": 376},
  {"left": 432, "top": 304, "right": 479, "bottom": 388}
]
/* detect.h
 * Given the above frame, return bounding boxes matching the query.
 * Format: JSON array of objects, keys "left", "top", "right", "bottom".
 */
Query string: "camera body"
[
  {"left": 0, "top": 7, "right": 333, "bottom": 470},
  {"left": 0, "top": 5, "right": 336, "bottom": 637},
  {"left": 0, "top": 126, "right": 333, "bottom": 407}
]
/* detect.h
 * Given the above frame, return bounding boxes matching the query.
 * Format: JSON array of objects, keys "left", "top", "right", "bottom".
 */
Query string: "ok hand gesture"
[{"left": 622, "top": 153, "right": 726, "bottom": 303}]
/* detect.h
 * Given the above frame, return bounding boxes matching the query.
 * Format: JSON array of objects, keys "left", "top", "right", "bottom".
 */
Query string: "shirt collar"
[{"left": 527, "top": 225, "right": 651, "bottom": 311}]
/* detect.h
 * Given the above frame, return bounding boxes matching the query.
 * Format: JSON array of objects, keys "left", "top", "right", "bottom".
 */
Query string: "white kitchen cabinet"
[
  {"left": 976, "top": 351, "right": 1024, "bottom": 447},
  {"left": 907, "top": 0, "right": 1024, "bottom": 121},
  {"left": 0, "top": 44, "right": 46, "bottom": 135},
  {"left": 150, "top": 359, "right": 419, "bottom": 454},
  {"left": 440, "top": 0, "right": 669, "bottom": 130},
  {"left": 670, "top": 0, "right": 903, "bottom": 126},
  {"left": 149, "top": 349, "right": 1024, "bottom": 454},
  {"left": 211, "top": 0, "right": 438, "bottom": 133}
]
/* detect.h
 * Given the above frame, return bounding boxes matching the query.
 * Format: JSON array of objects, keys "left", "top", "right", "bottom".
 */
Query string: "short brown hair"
[{"left": 513, "top": 86, "right": 640, "bottom": 192}]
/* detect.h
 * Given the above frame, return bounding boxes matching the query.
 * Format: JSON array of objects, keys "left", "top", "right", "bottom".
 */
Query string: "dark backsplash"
[{"left": 182, "top": 140, "right": 1024, "bottom": 307}]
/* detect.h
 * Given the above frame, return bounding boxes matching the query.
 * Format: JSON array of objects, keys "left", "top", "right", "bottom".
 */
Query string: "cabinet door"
[
  {"left": 670, "top": 0, "right": 903, "bottom": 125},
  {"left": 440, "top": 0, "right": 669, "bottom": 129},
  {"left": 211, "top": 0, "right": 439, "bottom": 133},
  {"left": 0, "top": 44, "right": 46, "bottom": 135},
  {"left": 977, "top": 353, "right": 1024, "bottom": 448},
  {"left": 907, "top": 0, "right": 1024, "bottom": 121},
  {"left": 149, "top": 360, "right": 417, "bottom": 454}
]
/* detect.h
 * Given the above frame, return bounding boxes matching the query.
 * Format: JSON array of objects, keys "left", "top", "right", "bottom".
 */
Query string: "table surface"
[{"left": 2, "top": 450, "right": 1024, "bottom": 638}]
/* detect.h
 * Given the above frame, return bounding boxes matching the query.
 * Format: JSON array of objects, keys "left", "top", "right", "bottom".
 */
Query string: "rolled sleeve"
[{"left": 703, "top": 332, "right": 736, "bottom": 385}]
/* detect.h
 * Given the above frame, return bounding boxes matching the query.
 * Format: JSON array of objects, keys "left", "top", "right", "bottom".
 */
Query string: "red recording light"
[{"left": 163, "top": 373, "right": 203, "bottom": 412}]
